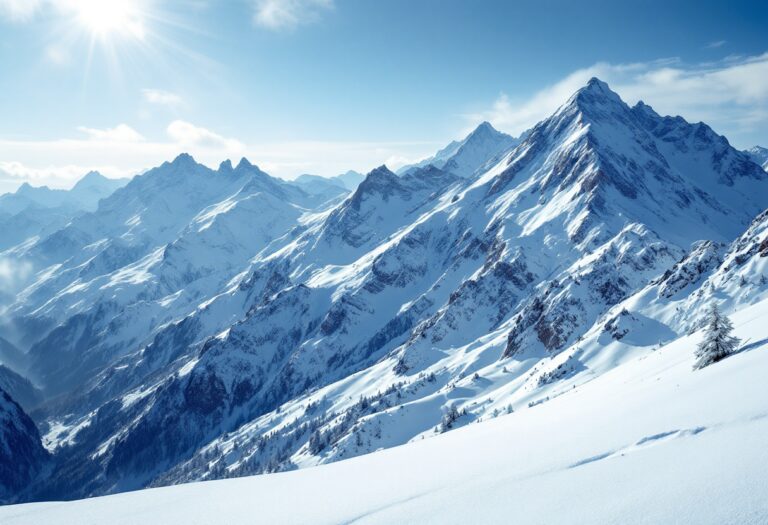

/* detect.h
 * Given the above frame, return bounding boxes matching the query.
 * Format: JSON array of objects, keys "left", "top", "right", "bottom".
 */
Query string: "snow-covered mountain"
[
  {"left": 0, "top": 172, "right": 126, "bottom": 215},
  {"left": 398, "top": 121, "right": 520, "bottom": 178},
  {"left": 289, "top": 174, "right": 351, "bottom": 203},
  {"left": 333, "top": 170, "right": 365, "bottom": 190},
  {"left": 0, "top": 172, "right": 128, "bottom": 251},
  {"left": 0, "top": 337, "right": 24, "bottom": 371},
  {"left": 746, "top": 145, "right": 768, "bottom": 171},
  {"left": 1, "top": 78, "right": 766, "bottom": 506},
  {"left": 0, "top": 366, "right": 41, "bottom": 413},
  {"left": 1, "top": 155, "right": 337, "bottom": 399},
  {"left": 293, "top": 170, "right": 365, "bottom": 191}
]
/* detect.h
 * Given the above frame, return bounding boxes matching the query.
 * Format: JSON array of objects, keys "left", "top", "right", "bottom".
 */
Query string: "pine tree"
[{"left": 694, "top": 303, "right": 740, "bottom": 370}]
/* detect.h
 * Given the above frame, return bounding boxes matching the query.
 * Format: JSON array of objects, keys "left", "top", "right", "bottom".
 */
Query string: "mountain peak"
[
  {"left": 71, "top": 171, "right": 110, "bottom": 192},
  {"left": 359, "top": 165, "right": 397, "bottom": 187},
  {"left": 170, "top": 152, "right": 197, "bottom": 168},
  {"left": 745, "top": 145, "right": 768, "bottom": 170},
  {"left": 236, "top": 157, "right": 254, "bottom": 171},
  {"left": 567, "top": 77, "right": 624, "bottom": 112},
  {"left": 464, "top": 121, "right": 506, "bottom": 143},
  {"left": 370, "top": 164, "right": 394, "bottom": 176},
  {"left": 74, "top": 170, "right": 105, "bottom": 184},
  {"left": 218, "top": 159, "right": 234, "bottom": 173},
  {"left": 472, "top": 120, "right": 496, "bottom": 134},
  {"left": 234, "top": 157, "right": 270, "bottom": 178},
  {"left": 17, "top": 182, "right": 34, "bottom": 193},
  {"left": 398, "top": 120, "right": 518, "bottom": 179},
  {"left": 585, "top": 76, "right": 609, "bottom": 90}
]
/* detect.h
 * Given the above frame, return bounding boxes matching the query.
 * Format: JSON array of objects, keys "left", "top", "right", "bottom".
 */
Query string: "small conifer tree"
[{"left": 694, "top": 303, "right": 740, "bottom": 370}]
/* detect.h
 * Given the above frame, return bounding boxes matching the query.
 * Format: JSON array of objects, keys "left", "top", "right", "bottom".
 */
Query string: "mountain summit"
[
  {"left": 746, "top": 145, "right": 768, "bottom": 171},
  {"left": 399, "top": 120, "right": 519, "bottom": 178}
]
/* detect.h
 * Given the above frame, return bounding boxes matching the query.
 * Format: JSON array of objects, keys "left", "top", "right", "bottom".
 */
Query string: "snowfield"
[{"left": 2, "top": 298, "right": 766, "bottom": 524}]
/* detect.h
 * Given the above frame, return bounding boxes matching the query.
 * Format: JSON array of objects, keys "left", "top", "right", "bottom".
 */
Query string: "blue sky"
[{"left": 0, "top": 0, "right": 767, "bottom": 192}]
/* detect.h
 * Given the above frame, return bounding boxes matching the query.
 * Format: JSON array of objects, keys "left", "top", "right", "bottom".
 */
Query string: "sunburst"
[{"left": 69, "top": 0, "right": 146, "bottom": 40}]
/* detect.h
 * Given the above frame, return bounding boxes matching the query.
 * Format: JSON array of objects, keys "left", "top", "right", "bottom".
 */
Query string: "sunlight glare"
[{"left": 73, "top": 0, "right": 145, "bottom": 40}]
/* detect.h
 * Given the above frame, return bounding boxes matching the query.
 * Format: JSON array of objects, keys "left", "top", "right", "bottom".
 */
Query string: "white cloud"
[
  {"left": 77, "top": 124, "right": 146, "bottom": 142},
  {"left": 0, "top": 0, "right": 43, "bottom": 21},
  {"left": 706, "top": 40, "right": 727, "bottom": 49},
  {"left": 253, "top": 0, "right": 333, "bottom": 30},
  {"left": 1, "top": 161, "right": 90, "bottom": 183},
  {"left": 45, "top": 43, "right": 71, "bottom": 66},
  {"left": 470, "top": 53, "right": 768, "bottom": 146},
  {"left": 167, "top": 120, "right": 245, "bottom": 151},
  {"left": 142, "top": 89, "right": 183, "bottom": 107},
  {"left": 0, "top": 257, "right": 33, "bottom": 295}
]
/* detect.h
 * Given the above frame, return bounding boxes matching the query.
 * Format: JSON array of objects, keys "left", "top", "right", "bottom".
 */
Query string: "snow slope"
[{"left": 2, "top": 297, "right": 766, "bottom": 524}]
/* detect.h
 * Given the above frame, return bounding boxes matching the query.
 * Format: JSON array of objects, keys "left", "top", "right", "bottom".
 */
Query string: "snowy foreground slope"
[{"left": 2, "top": 299, "right": 767, "bottom": 524}]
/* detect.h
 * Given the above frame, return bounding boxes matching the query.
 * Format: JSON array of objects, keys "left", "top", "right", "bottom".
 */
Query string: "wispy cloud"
[
  {"left": 77, "top": 124, "right": 146, "bottom": 142},
  {"left": 1, "top": 161, "right": 95, "bottom": 184},
  {"left": 470, "top": 52, "right": 768, "bottom": 146},
  {"left": 0, "top": 0, "right": 43, "bottom": 21},
  {"left": 0, "top": 257, "right": 33, "bottom": 297},
  {"left": 142, "top": 89, "right": 184, "bottom": 108},
  {"left": 252, "top": 0, "right": 333, "bottom": 31},
  {"left": 44, "top": 43, "right": 71, "bottom": 66},
  {"left": 706, "top": 40, "right": 727, "bottom": 49},
  {"left": 166, "top": 120, "right": 244, "bottom": 151}
]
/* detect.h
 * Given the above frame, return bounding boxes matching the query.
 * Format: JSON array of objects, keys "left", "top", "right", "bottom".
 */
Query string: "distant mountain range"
[
  {"left": 0, "top": 78, "right": 766, "bottom": 505},
  {"left": 0, "top": 172, "right": 128, "bottom": 252}
]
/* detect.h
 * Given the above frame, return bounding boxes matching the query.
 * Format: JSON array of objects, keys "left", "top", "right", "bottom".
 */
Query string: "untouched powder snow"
[{"left": 2, "top": 299, "right": 767, "bottom": 524}]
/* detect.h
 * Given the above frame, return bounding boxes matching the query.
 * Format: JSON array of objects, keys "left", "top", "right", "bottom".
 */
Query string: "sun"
[{"left": 72, "top": 0, "right": 146, "bottom": 40}]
